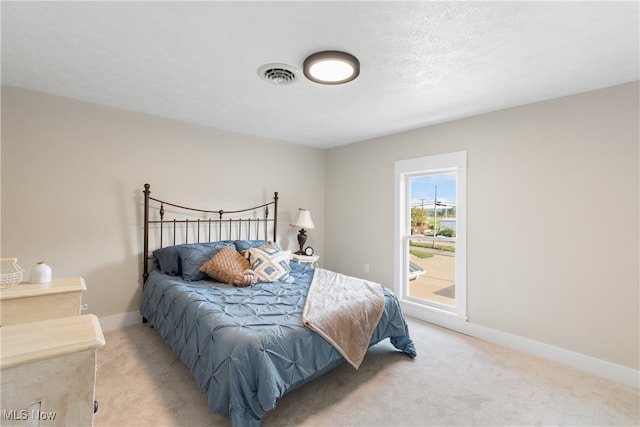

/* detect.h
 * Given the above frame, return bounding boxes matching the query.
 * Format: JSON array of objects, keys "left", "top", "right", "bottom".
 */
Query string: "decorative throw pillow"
[
  {"left": 245, "top": 246, "right": 294, "bottom": 283},
  {"left": 200, "top": 246, "right": 250, "bottom": 284}
]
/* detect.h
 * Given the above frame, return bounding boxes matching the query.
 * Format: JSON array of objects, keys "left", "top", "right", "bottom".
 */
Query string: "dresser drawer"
[
  {"left": 0, "top": 277, "right": 86, "bottom": 326},
  {"left": 1, "top": 315, "right": 105, "bottom": 426}
]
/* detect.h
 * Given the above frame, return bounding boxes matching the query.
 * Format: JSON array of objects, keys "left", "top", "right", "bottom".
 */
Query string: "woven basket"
[{"left": 1, "top": 258, "right": 25, "bottom": 288}]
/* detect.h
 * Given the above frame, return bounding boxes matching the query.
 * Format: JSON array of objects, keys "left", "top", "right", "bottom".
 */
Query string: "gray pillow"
[
  {"left": 234, "top": 240, "right": 281, "bottom": 252},
  {"left": 153, "top": 246, "right": 182, "bottom": 276},
  {"left": 177, "top": 241, "right": 236, "bottom": 281}
]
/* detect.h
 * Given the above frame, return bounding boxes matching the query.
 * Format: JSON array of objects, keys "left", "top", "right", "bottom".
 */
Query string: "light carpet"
[{"left": 94, "top": 317, "right": 639, "bottom": 426}]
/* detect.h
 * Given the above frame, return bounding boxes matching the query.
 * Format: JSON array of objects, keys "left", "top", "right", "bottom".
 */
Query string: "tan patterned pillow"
[
  {"left": 200, "top": 246, "right": 250, "bottom": 284},
  {"left": 245, "top": 246, "right": 294, "bottom": 283}
]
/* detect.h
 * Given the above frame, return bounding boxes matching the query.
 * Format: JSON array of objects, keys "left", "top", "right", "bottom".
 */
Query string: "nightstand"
[
  {"left": 0, "top": 276, "right": 86, "bottom": 326},
  {"left": 291, "top": 254, "right": 319, "bottom": 267}
]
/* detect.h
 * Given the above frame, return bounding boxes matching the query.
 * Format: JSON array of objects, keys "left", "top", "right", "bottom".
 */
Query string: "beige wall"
[
  {"left": 324, "top": 82, "right": 639, "bottom": 370},
  {"left": 1, "top": 86, "right": 325, "bottom": 318}
]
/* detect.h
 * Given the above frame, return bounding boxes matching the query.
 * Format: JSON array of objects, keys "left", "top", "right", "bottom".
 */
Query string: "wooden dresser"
[
  {"left": 0, "top": 277, "right": 105, "bottom": 426},
  {"left": 0, "top": 276, "right": 86, "bottom": 326}
]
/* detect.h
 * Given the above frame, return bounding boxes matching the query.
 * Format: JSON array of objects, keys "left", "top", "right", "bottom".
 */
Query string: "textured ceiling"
[{"left": 2, "top": 1, "right": 638, "bottom": 148}]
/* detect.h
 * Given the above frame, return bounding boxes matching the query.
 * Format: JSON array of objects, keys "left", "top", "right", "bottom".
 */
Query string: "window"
[{"left": 394, "top": 151, "right": 467, "bottom": 320}]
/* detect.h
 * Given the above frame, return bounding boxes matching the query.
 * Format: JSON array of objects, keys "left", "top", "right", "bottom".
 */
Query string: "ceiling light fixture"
[{"left": 303, "top": 51, "right": 360, "bottom": 85}]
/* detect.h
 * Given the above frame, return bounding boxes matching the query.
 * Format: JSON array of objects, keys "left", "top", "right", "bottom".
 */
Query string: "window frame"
[{"left": 394, "top": 151, "right": 468, "bottom": 320}]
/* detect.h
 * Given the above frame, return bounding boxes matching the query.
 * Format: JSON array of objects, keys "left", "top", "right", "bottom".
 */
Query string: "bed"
[{"left": 139, "top": 184, "right": 416, "bottom": 426}]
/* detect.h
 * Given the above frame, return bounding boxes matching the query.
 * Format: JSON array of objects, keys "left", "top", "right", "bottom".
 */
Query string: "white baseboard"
[
  {"left": 402, "top": 303, "right": 640, "bottom": 389},
  {"left": 98, "top": 311, "right": 143, "bottom": 333}
]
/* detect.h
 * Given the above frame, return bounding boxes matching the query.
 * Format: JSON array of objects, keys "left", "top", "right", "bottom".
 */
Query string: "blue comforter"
[{"left": 140, "top": 262, "right": 416, "bottom": 426}]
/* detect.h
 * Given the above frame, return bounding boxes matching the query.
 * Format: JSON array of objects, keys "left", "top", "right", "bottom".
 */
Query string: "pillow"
[
  {"left": 178, "top": 241, "right": 235, "bottom": 281},
  {"left": 153, "top": 246, "right": 182, "bottom": 276},
  {"left": 245, "top": 246, "right": 294, "bottom": 283},
  {"left": 200, "top": 246, "right": 250, "bottom": 284},
  {"left": 234, "top": 240, "right": 281, "bottom": 253}
]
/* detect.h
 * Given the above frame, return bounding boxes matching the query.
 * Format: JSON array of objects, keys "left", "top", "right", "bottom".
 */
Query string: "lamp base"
[{"left": 296, "top": 228, "right": 308, "bottom": 255}]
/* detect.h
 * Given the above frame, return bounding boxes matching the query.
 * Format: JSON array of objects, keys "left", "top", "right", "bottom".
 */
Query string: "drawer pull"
[{"left": 80, "top": 304, "right": 88, "bottom": 311}]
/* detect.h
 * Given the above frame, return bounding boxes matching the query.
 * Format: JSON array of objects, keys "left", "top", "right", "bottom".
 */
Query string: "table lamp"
[{"left": 290, "top": 208, "right": 315, "bottom": 255}]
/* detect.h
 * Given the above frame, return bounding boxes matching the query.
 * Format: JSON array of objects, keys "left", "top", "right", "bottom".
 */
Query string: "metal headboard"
[{"left": 142, "top": 183, "right": 279, "bottom": 282}]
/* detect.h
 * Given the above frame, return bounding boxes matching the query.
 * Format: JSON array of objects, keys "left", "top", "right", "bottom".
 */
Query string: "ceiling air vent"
[{"left": 258, "top": 64, "right": 299, "bottom": 85}]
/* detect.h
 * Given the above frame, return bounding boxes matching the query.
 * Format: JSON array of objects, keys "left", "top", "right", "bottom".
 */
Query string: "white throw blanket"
[{"left": 302, "top": 268, "right": 385, "bottom": 369}]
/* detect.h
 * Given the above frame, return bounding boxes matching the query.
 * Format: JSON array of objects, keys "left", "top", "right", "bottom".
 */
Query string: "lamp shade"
[{"left": 290, "top": 208, "right": 315, "bottom": 229}]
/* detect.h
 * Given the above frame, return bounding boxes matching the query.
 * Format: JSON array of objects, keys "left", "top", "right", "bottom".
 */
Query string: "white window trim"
[{"left": 394, "top": 151, "right": 467, "bottom": 321}]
